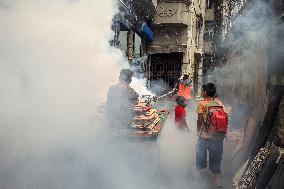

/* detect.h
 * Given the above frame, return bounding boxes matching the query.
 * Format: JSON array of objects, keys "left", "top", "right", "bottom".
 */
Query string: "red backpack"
[{"left": 204, "top": 98, "right": 228, "bottom": 134}]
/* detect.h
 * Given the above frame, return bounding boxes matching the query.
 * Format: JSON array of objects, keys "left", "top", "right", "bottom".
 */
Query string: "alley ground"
[{"left": 153, "top": 100, "right": 234, "bottom": 189}]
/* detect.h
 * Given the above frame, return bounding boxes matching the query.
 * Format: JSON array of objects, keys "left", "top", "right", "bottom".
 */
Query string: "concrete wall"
[
  {"left": 154, "top": 2, "right": 191, "bottom": 25},
  {"left": 185, "top": 0, "right": 205, "bottom": 95},
  {"left": 221, "top": 37, "right": 268, "bottom": 122}
]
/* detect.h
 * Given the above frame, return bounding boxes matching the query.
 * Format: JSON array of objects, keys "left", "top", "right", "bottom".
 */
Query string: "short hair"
[
  {"left": 183, "top": 74, "right": 189, "bottom": 79},
  {"left": 202, "top": 83, "right": 216, "bottom": 97},
  {"left": 119, "top": 69, "right": 133, "bottom": 81},
  {"left": 176, "top": 96, "right": 186, "bottom": 104}
]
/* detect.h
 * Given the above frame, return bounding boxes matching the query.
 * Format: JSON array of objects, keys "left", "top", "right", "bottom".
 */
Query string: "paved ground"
[{"left": 154, "top": 100, "right": 234, "bottom": 189}]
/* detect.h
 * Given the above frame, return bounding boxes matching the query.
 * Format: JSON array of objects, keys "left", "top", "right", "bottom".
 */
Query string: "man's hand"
[{"left": 152, "top": 96, "right": 157, "bottom": 102}]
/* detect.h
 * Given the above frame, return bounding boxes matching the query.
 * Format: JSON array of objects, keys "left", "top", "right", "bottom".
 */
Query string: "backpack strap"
[{"left": 205, "top": 98, "right": 220, "bottom": 112}]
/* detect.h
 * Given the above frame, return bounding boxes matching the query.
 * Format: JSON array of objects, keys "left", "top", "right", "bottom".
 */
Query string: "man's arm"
[
  {"left": 173, "top": 76, "right": 183, "bottom": 93},
  {"left": 105, "top": 87, "right": 114, "bottom": 108},
  {"left": 182, "top": 117, "right": 189, "bottom": 129},
  {"left": 173, "top": 82, "right": 179, "bottom": 94},
  {"left": 196, "top": 100, "right": 204, "bottom": 135},
  {"left": 197, "top": 113, "right": 203, "bottom": 134},
  {"left": 129, "top": 87, "right": 139, "bottom": 102}
]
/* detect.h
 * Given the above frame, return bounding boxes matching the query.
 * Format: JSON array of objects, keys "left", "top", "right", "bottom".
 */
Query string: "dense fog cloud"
[
  {"left": 0, "top": 1, "right": 208, "bottom": 189},
  {"left": 0, "top": 1, "right": 123, "bottom": 188}
]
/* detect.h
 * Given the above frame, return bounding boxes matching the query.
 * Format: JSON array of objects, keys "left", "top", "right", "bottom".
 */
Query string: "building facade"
[
  {"left": 111, "top": 0, "right": 209, "bottom": 96},
  {"left": 146, "top": 0, "right": 206, "bottom": 95}
]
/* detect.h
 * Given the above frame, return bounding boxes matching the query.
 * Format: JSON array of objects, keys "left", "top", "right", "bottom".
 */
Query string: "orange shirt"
[{"left": 177, "top": 83, "right": 192, "bottom": 100}]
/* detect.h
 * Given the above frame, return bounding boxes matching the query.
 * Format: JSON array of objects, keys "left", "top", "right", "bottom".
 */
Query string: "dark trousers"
[{"left": 196, "top": 137, "right": 224, "bottom": 174}]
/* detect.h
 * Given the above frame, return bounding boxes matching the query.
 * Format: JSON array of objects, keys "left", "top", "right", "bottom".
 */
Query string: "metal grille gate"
[{"left": 148, "top": 53, "right": 182, "bottom": 89}]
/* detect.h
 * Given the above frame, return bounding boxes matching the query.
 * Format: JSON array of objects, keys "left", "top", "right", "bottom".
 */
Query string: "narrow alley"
[{"left": 0, "top": 0, "right": 283, "bottom": 189}]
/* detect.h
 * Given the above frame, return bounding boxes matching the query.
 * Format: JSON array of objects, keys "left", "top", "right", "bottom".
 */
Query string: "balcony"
[
  {"left": 148, "top": 26, "right": 188, "bottom": 54},
  {"left": 153, "top": 1, "right": 191, "bottom": 26}
]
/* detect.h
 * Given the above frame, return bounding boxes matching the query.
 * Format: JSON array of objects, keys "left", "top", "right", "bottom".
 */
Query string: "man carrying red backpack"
[{"left": 196, "top": 83, "right": 228, "bottom": 188}]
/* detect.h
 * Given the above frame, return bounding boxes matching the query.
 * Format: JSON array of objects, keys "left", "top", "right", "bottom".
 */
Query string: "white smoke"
[
  {"left": 130, "top": 77, "right": 155, "bottom": 98},
  {"left": 0, "top": 1, "right": 211, "bottom": 189},
  {"left": 0, "top": 1, "right": 124, "bottom": 188}
]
